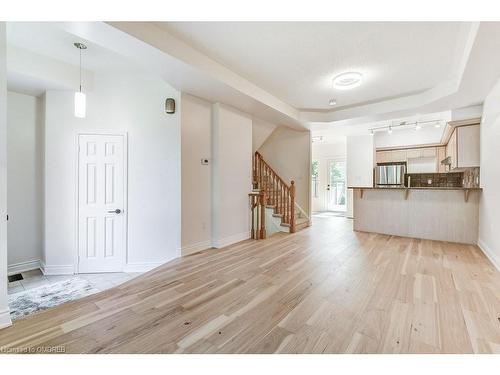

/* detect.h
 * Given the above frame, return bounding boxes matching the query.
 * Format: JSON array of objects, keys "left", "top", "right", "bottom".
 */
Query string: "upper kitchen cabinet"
[
  {"left": 437, "top": 146, "right": 447, "bottom": 173},
  {"left": 445, "top": 124, "right": 480, "bottom": 170},
  {"left": 376, "top": 149, "right": 406, "bottom": 163},
  {"left": 457, "top": 125, "right": 480, "bottom": 168},
  {"left": 446, "top": 129, "right": 458, "bottom": 169}
]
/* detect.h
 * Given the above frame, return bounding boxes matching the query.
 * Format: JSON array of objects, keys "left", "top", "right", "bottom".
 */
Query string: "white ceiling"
[
  {"left": 6, "top": 21, "right": 500, "bottom": 136},
  {"left": 159, "top": 22, "right": 466, "bottom": 110},
  {"left": 7, "top": 22, "right": 138, "bottom": 73}
]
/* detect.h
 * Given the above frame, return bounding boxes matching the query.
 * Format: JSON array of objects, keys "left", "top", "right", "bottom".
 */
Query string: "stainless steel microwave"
[{"left": 375, "top": 163, "right": 406, "bottom": 186}]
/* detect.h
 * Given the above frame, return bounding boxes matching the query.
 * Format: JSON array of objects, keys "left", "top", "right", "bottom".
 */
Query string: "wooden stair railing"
[
  {"left": 252, "top": 151, "right": 296, "bottom": 233},
  {"left": 249, "top": 191, "right": 266, "bottom": 239}
]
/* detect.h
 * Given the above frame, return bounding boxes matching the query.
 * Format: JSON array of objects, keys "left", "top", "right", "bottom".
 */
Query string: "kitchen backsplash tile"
[
  {"left": 405, "top": 172, "right": 463, "bottom": 188},
  {"left": 463, "top": 167, "right": 480, "bottom": 188}
]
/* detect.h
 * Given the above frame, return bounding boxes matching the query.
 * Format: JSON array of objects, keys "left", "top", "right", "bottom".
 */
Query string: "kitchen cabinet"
[
  {"left": 390, "top": 150, "right": 407, "bottom": 162},
  {"left": 437, "top": 146, "right": 447, "bottom": 173},
  {"left": 375, "top": 121, "right": 480, "bottom": 173},
  {"left": 422, "top": 147, "right": 437, "bottom": 157},
  {"left": 457, "top": 125, "right": 480, "bottom": 168},
  {"left": 376, "top": 150, "right": 406, "bottom": 163},
  {"left": 376, "top": 151, "right": 391, "bottom": 163},
  {"left": 446, "top": 128, "right": 458, "bottom": 169},
  {"left": 445, "top": 124, "right": 480, "bottom": 170},
  {"left": 406, "top": 149, "right": 422, "bottom": 158}
]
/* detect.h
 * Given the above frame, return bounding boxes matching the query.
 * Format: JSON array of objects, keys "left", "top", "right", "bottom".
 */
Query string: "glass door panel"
[{"left": 326, "top": 159, "right": 346, "bottom": 212}]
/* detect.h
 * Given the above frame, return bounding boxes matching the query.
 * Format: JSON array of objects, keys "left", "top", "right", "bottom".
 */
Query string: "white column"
[{"left": 346, "top": 135, "right": 375, "bottom": 219}]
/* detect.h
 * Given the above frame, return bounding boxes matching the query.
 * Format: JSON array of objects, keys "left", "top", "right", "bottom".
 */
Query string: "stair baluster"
[{"left": 251, "top": 151, "right": 296, "bottom": 234}]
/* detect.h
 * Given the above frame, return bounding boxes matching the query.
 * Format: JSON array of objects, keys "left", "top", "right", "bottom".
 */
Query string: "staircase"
[{"left": 249, "top": 151, "right": 310, "bottom": 239}]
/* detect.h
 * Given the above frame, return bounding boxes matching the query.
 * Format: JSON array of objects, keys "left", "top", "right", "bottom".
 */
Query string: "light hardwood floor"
[{"left": 1, "top": 216, "right": 500, "bottom": 353}]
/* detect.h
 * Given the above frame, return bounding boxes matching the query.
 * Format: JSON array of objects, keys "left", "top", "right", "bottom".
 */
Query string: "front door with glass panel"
[{"left": 326, "top": 159, "right": 346, "bottom": 212}]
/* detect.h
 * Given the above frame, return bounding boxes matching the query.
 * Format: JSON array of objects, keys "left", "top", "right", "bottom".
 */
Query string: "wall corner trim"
[
  {"left": 0, "top": 308, "right": 12, "bottom": 330},
  {"left": 478, "top": 238, "right": 500, "bottom": 272}
]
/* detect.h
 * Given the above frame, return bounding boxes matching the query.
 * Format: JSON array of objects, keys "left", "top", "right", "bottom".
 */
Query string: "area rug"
[{"left": 8, "top": 277, "right": 100, "bottom": 321}]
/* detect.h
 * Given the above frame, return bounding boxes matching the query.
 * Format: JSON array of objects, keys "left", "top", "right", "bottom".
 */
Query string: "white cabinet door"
[
  {"left": 406, "top": 148, "right": 422, "bottom": 158},
  {"left": 422, "top": 147, "right": 437, "bottom": 157},
  {"left": 437, "top": 146, "right": 447, "bottom": 173},
  {"left": 78, "top": 134, "right": 127, "bottom": 273},
  {"left": 391, "top": 150, "right": 407, "bottom": 162},
  {"left": 376, "top": 151, "right": 391, "bottom": 163},
  {"left": 447, "top": 129, "right": 458, "bottom": 169},
  {"left": 457, "top": 125, "right": 480, "bottom": 168}
]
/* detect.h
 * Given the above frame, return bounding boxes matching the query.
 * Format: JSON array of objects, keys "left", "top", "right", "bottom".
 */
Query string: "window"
[{"left": 312, "top": 160, "right": 319, "bottom": 198}]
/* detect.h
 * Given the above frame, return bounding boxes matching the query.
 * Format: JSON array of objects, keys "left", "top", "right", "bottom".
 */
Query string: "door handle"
[{"left": 108, "top": 209, "right": 122, "bottom": 214}]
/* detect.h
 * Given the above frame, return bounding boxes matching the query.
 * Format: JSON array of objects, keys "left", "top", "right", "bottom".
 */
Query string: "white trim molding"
[
  {"left": 0, "top": 308, "right": 12, "bottom": 330},
  {"left": 212, "top": 231, "right": 251, "bottom": 249},
  {"left": 123, "top": 262, "right": 164, "bottom": 273},
  {"left": 181, "top": 240, "right": 212, "bottom": 256},
  {"left": 40, "top": 262, "right": 75, "bottom": 276},
  {"left": 478, "top": 239, "right": 500, "bottom": 272},
  {"left": 8, "top": 259, "right": 41, "bottom": 276}
]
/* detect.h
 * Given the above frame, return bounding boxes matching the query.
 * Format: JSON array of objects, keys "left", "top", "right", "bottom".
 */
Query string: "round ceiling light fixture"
[{"left": 333, "top": 72, "right": 363, "bottom": 90}]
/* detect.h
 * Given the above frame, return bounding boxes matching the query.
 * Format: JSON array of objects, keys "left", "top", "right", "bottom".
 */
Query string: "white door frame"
[
  {"left": 75, "top": 131, "right": 128, "bottom": 274},
  {"left": 325, "top": 157, "right": 347, "bottom": 212}
]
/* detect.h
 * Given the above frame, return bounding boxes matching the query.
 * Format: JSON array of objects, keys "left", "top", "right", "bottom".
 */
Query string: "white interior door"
[{"left": 78, "top": 134, "right": 126, "bottom": 273}]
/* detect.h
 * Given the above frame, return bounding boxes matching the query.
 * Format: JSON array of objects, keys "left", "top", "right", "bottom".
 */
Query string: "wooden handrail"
[{"left": 253, "top": 151, "right": 296, "bottom": 233}]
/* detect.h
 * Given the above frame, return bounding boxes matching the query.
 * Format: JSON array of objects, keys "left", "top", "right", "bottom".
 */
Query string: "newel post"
[
  {"left": 253, "top": 152, "right": 258, "bottom": 189},
  {"left": 259, "top": 190, "right": 267, "bottom": 239},
  {"left": 290, "top": 180, "right": 296, "bottom": 233}
]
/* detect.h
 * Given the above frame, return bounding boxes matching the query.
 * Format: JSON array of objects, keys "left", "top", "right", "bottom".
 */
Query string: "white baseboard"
[
  {"left": 8, "top": 259, "right": 41, "bottom": 275},
  {"left": 40, "top": 262, "right": 75, "bottom": 276},
  {"left": 0, "top": 308, "right": 12, "bottom": 330},
  {"left": 123, "top": 261, "right": 164, "bottom": 273},
  {"left": 181, "top": 240, "right": 212, "bottom": 256},
  {"left": 212, "top": 231, "right": 251, "bottom": 249},
  {"left": 478, "top": 238, "right": 500, "bottom": 272}
]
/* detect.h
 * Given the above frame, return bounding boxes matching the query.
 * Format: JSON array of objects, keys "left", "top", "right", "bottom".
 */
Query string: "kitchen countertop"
[{"left": 348, "top": 186, "right": 482, "bottom": 191}]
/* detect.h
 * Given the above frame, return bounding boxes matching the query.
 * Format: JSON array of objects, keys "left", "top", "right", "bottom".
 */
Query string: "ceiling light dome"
[{"left": 333, "top": 72, "right": 363, "bottom": 90}]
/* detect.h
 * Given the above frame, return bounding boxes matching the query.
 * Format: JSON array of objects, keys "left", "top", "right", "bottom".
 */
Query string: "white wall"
[
  {"left": 212, "top": 103, "right": 252, "bottom": 247},
  {"left": 346, "top": 135, "right": 375, "bottom": 188},
  {"left": 0, "top": 22, "right": 11, "bottom": 328},
  {"left": 311, "top": 140, "right": 346, "bottom": 212},
  {"left": 43, "top": 71, "right": 181, "bottom": 274},
  {"left": 258, "top": 127, "right": 311, "bottom": 216},
  {"left": 7, "top": 92, "right": 44, "bottom": 271},
  {"left": 478, "top": 78, "right": 500, "bottom": 270},
  {"left": 181, "top": 94, "right": 212, "bottom": 255},
  {"left": 252, "top": 118, "right": 276, "bottom": 152}
]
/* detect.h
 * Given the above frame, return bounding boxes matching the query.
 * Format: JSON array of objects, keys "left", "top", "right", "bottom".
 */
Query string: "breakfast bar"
[{"left": 350, "top": 186, "right": 481, "bottom": 244}]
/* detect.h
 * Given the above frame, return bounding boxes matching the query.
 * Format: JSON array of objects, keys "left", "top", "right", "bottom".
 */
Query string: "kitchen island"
[{"left": 350, "top": 186, "right": 481, "bottom": 244}]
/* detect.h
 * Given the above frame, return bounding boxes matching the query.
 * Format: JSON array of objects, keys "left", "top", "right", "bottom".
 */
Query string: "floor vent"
[{"left": 8, "top": 273, "right": 24, "bottom": 282}]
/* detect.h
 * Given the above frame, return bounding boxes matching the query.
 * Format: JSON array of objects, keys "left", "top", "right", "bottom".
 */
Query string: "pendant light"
[{"left": 74, "top": 42, "right": 87, "bottom": 118}]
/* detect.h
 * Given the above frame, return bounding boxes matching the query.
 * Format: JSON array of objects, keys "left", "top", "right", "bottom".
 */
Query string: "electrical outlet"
[{"left": 427, "top": 179, "right": 432, "bottom": 185}]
